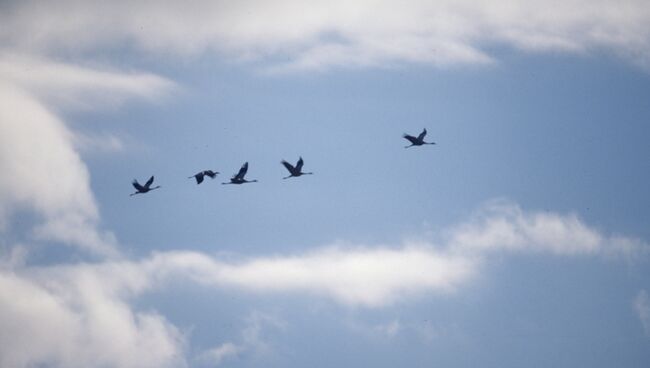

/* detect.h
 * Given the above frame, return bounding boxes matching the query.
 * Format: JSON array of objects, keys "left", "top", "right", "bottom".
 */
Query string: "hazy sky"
[{"left": 1, "top": 1, "right": 650, "bottom": 367}]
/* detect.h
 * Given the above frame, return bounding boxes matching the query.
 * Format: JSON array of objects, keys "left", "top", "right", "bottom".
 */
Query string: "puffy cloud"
[
  {"left": 1, "top": 1, "right": 650, "bottom": 70},
  {"left": 0, "top": 269, "right": 185, "bottom": 368},
  {"left": 0, "top": 84, "right": 117, "bottom": 256},
  {"left": 0, "top": 57, "right": 174, "bottom": 257}
]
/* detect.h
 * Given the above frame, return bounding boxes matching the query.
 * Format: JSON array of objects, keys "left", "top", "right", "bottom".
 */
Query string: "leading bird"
[
  {"left": 222, "top": 162, "right": 258, "bottom": 185},
  {"left": 403, "top": 128, "right": 435, "bottom": 148},
  {"left": 130, "top": 176, "right": 161, "bottom": 196}
]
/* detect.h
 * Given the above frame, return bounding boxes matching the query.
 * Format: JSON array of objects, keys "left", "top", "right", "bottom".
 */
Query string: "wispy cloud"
[
  {"left": 144, "top": 247, "right": 476, "bottom": 307},
  {"left": 195, "top": 311, "right": 285, "bottom": 366},
  {"left": 370, "top": 319, "right": 401, "bottom": 338},
  {"left": 196, "top": 342, "right": 242, "bottom": 367},
  {"left": 0, "top": 54, "right": 175, "bottom": 110},
  {"left": 634, "top": 289, "right": 650, "bottom": 336},
  {"left": 446, "top": 199, "right": 646, "bottom": 257},
  {"left": 1, "top": 1, "right": 649, "bottom": 71}
]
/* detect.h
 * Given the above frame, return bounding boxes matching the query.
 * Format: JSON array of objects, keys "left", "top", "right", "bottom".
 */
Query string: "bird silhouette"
[
  {"left": 403, "top": 128, "right": 435, "bottom": 148},
  {"left": 188, "top": 170, "right": 219, "bottom": 184},
  {"left": 130, "top": 176, "right": 161, "bottom": 196},
  {"left": 281, "top": 157, "right": 313, "bottom": 179},
  {"left": 222, "top": 162, "right": 258, "bottom": 184}
]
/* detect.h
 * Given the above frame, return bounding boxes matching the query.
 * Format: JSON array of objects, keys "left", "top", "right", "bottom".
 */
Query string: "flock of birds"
[{"left": 130, "top": 128, "right": 435, "bottom": 196}]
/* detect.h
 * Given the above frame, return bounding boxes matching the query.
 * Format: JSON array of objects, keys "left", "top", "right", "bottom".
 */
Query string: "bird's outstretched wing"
[
  {"left": 195, "top": 173, "right": 205, "bottom": 184},
  {"left": 403, "top": 134, "right": 419, "bottom": 144},
  {"left": 281, "top": 160, "right": 297, "bottom": 175},
  {"left": 417, "top": 128, "right": 427, "bottom": 141},
  {"left": 295, "top": 157, "right": 304, "bottom": 172},
  {"left": 132, "top": 180, "right": 145, "bottom": 191},
  {"left": 203, "top": 170, "right": 218, "bottom": 178},
  {"left": 145, "top": 176, "right": 155, "bottom": 189},
  {"left": 234, "top": 162, "right": 248, "bottom": 180}
]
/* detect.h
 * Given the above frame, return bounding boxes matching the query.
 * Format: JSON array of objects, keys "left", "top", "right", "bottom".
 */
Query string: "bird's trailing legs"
[
  {"left": 283, "top": 172, "right": 313, "bottom": 179},
  {"left": 404, "top": 142, "right": 435, "bottom": 149},
  {"left": 130, "top": 185, "right": 161, "bottom": 196}
]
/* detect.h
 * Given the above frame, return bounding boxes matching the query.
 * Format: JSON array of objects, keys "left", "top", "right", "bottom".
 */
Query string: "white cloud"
[
  {"left": 0, "top": 84, "right": 117, "bottom": 256},
  {"left": 33, "top": 201, "right": 638, "bottom": 308},
  {"left": 447, "top": 199, "right": 646, "bottom": 257},
  {"left": 0, "top": 56, "right": 174, "bottom": 257},
  {"left": 143, "top": 247, "right": 477, "bottom": 307},
  {"left": 0, "top": 269, "right": 186, "bottom": 368},
  {"left": 67, "top": 200, "right": 640, "bottom": 308},
  {"left": 1, "top": 1, "right": 650, "bottom": 70},
  {"left": 634, "top": 289, "right": 650, "bottom": 336}
]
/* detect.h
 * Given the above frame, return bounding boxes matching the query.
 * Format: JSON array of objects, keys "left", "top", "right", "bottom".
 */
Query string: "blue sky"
[{"left": 1, "top": 1, "right": 650, "bottom": 367}]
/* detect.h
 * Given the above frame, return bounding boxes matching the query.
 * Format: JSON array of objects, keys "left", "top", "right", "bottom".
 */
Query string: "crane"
[
  {"left": 281, "top": 157, "right": 313, "bottom": 179},
  {"left": 130, "top": 176, "right": 161, "bottom": 196},
  {"left": 403, "top": 128, "right": 435, "bottom": 148},
  {"left": 189, "top": 170, "right": 219, "bottom": 184},
  {"left": 222, "top": 162, "right": 258, "bottom": 185}
]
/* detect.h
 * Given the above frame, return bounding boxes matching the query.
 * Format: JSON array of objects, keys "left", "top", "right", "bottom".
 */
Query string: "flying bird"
[
  {"left": 281, "top": 157, "right": 313, "bottom": 179},
  {"left": 188, "top": 170, "right": 219, "bottom": 184},
  {"left": 222, "top": 162, "right": 258, "bottom": 184},
  {"left": 403, "top": 128, "right": 435, "bottom": 148},
  {"left": 130, "top": 176, "right": 161, "bottom": 196}
]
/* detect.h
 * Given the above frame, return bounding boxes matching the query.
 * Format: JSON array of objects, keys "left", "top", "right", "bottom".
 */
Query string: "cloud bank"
[
  {"left": 1, "top": 199, "right": 646, "bottom": 367},
  {"left": 1, "top": 1, "right": 650, "bottom": 71}
]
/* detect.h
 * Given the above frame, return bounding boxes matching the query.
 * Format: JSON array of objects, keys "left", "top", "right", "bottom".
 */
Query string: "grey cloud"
[{"left": 2, "top": 1, "right": 649, "bottom": 70}]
